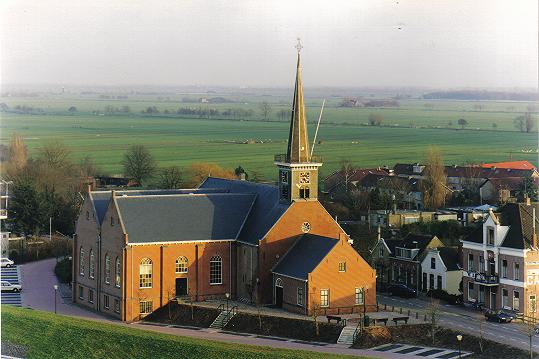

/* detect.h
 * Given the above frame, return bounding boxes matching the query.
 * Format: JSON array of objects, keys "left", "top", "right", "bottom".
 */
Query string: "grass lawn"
[{"left": 1, "top": 306, "right": 361, "bottom": 359}]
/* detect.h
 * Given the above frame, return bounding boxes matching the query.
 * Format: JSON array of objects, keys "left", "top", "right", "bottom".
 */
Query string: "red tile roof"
[{"left": 481, "top": 161, "right": 536, "bottom": 170}]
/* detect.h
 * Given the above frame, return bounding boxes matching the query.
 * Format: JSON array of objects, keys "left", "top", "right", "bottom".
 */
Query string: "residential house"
[
  {"left": 421, "top": 247, "right": 462, "bottom": 295},
  {"left": 388, "top": 234, "right": 445, "bottom": 293},
  {"left": 461, "top": 202, "right": 539, "bottom": 318}
]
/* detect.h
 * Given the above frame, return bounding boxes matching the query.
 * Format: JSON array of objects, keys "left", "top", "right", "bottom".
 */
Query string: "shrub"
[{"left": 54, "top": 257, "right": 72, "bottom": 283}]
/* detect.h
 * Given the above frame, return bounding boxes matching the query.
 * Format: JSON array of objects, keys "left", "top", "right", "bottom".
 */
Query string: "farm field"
[
  {"left": 1, "top": 306, "right": 356, "bottom": 359},
  {"left": 0, "top": 95, "right": 536, "bottom": 181}
]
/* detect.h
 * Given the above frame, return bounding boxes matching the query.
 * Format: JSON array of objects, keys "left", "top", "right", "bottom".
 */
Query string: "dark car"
[
  {"left": 484, "top": 310, "right": 513, "bottom": 323},
  {"left": 500, "top": 309, "right": 518, "bottom": 320},
  {"left": 387, "top": 284, "right": 417, "bottom": 298}
]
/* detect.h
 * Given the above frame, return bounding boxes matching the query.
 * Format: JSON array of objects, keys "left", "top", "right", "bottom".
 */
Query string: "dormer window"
[{"left": 487, "top": 227, "right": 495, "bottom": 246}]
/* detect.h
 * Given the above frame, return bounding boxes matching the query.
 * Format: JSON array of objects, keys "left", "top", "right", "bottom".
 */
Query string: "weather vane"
[{"left": 295, "top": 38, "right": 303, "bottom": 53}]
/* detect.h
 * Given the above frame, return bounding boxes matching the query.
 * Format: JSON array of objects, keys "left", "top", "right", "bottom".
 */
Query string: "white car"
[
  {"left": 1, "top": 281, "right": 21, "bottom": 292},
  {"left": 0, "top": 258, "right": 14, "bottom": 268}
]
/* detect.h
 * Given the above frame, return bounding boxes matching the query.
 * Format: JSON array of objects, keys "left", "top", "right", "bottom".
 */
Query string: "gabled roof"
[
  {"left": 199, "top": 177, "right": 290, "bottom": 245},
  {"left": 397, "top": 233, "right": 436, "bottom": 252},
  {"left": 115, "top": 193, "right": 256, "bottom": 243},
  {"left": 479, "top": 177, "right": 523, "bottom": 190},
  {"left": 499, "top": 203, "right": 539, "bottom": 249},
  {"left": 481, "top": 161, "right": 536, "bottom": 171},
  {"left": 463, "top": 225, "right": 483, "bottom": 244},
  {"left": 324, "top": 168, "right": 389, "bottom": 192},
  {"left": 90, "top": 191, "right": 112, "bottom": 226},
  {"left": 437, "top": 247, "right": 460, "bottom": 271},
  {"left": 272, "top": 234, "right": 339, "bottom": 280}
]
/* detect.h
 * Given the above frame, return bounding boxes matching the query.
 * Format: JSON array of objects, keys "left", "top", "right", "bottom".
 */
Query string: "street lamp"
[
  {"left": 53, "top": 284, "right": 59, "bottom": 314},
  {"left": 225, "top": 292, "right": 230, "bottom": 312},
  {"left": 456, "top": 334, "right": 463, "bottom": 358}
]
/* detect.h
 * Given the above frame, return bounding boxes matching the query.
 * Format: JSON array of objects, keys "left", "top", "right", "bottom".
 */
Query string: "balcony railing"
[
  {"left": 473, "top": 272, "right": 499, "bottom": 285},
  {"left": 274, "top": 154, "right": 323, "bottom": 163}
]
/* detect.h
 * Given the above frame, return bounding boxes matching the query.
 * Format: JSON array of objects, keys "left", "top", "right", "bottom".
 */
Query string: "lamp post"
[
  {"left": 225, "top": 292, "right": 230, "bottom": 312},
  {"left": 53, "top": 284, "right": 59, "bottom": 314},
  {"left": 456, "top": 334, "right": 463, "bottom": 358}
]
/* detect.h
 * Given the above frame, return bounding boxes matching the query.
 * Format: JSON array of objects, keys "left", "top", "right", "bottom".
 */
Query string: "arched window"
[
  {"left": 104, "top": 254, "right": 111, "bottom": 284},
  {"left": 275, "top": 278, "right": 283, "bottom": 287},
  {"left": 79, "top": 247, "right": 85, "bottom": 276},
  {"left": 89, "top": 249, "right": 95, "bottom": 279},
  {"left": 209, "top": 256, "right": 222, "bottom": 285},
  {"left": 139, "top": 258, "right": 152, "bottom": 288},
  {"left": 176, "top": 256, "right": 188, "bottom": 273},
  {"left": 115, "top": 257, "right": 121, "bottom": 288}
]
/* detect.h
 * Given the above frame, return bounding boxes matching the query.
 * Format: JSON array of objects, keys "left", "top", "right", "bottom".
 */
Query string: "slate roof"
[
  {"left": 89, "top": 188, "right": 224, "bottom": 226},
  {"left": 357, "top": 173, "right": 422, "bottom": 192},
  {"left": 438, "top": 247, "right": 460, "bottom": 271},
  {"left": 396, "top": 233, "right": 436, "bottom": 252},
  {"left": 272, "top": 234, "right": 339, "bottom": 280},
  {"left": 463, "top": 225, "right": 483, "bottom": 244},
  {"left": 115, "top": 193, "right": 256, "bottom": 243},
  {"left": 199, "top": 178, "right": 290, "bottom": 245},
  {"left": 324, "top": 168, "right": 389, "bottom": 192},
  {"left": 499, "top": 203, "right": 539, "bottom": 249}
]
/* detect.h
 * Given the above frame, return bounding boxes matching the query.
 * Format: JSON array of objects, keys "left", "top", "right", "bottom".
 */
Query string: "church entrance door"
[{"left": 176, "top": 278, "right": 188, "bottom": 297}]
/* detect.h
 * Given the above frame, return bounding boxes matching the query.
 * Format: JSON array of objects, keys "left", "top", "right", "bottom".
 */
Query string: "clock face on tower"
[{"left": 299, "top": 172, "right": 310, "bottom": 184}]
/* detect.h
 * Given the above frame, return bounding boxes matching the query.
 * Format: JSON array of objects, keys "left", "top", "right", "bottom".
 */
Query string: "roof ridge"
[{"left": 115, "top": 192, "right": 254, "bottom": 199}]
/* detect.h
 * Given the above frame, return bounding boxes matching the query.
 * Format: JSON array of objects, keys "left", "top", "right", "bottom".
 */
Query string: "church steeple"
[
  {"left": 275, "top": 39, "right": 322, "bottom": 203},
  {"left": 286, "top": 40, "right": 310, "bottom": 163}
]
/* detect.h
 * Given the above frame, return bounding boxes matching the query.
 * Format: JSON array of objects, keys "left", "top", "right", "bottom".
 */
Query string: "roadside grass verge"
[{"left": 1, "top": 306, "right": 361, "bottom": 359}]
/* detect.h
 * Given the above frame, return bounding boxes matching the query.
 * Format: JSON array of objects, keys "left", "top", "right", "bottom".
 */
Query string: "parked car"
[
  {"left": 387, "top": 284, "right": 417, "bottom": 298},
  {"left": 500, "top": 309, "right": 518, "bottom": 321},
  {"left": 0, "top": 258, "right": 14, "bottom": 268},
  {"left": 534, "top": 325, "right": 539, "bottom": 336},
  {"left": 1, "top": 281, "right": 21, "bottom": 292},
  {"left": 484, "top": 309, "right": 513, "bottom": 323}
]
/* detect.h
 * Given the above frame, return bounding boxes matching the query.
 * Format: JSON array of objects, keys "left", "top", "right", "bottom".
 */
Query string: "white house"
[{"left": 421, "top": 247, "right": 462, "bottom": 295}]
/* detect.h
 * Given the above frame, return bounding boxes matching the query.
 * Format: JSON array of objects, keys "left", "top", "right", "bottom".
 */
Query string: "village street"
[{"left": 377, "top": 293, "right": 539, "bottom": 353}]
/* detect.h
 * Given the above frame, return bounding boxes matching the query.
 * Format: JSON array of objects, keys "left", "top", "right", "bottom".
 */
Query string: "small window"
[
  {"left": 431, "top": 257, "right": 436, "bottom": 269},
  {"left": 513, "top": 291, "right": 520, "bottom": 311},
  {"left": 104, "top": 295, "right": 110, "bottom": 309},
  {"left": 114, "top": 298, "right": 120, "bottom": 313},
  {"left": 299, "top": 187, "right": 310, "bottom": 199},
  {"left": 297, "top": 287, "right": 304, "bottom": 306},
  {"left": 110, "top": 216, "right": 114, "bottom": 226},
  {"left": 88, "top": 289, "right": 94, "bottom": 303},
  {"left": 502, "top": 260, "right": 507, "bottom": 278},
  {"left": 479, "top": 256, "right": 485, "bottom": 272},
  {"left": 105, "top": 254, "right": 111, "bottom": 284},
  {"left": 437, "top": 275, "right": 442, "bottom": 289},
  {"left": 139, "top": 300, "right": 153, "bottom": 316},
  {"left": 86, "top": 211, "right": 90, "bottom": 220},
  {"left": 514, "top": 263, "right": 520, "bottom": 281},
  {"left": 115, "top": 257, "right": 121, "bottom": 288},
  {"left": 468, "top": 282, "right": 474, "bottom": 301},
  {"left": 338, "top": 261, "right": 346, "bottom": 272},
  {"left": 139, "top": 258, "right": 153, "bottom": 288},
  {"left": 210, "top": 256, "right": 222, "bottom": 285},
  {"left": 89, "top": 249, "right": 95, "bottom": 279},
  {"left": 79, "top": 247, "right": 85, "bottom": 276},
  {"left": 355, "top": 288, "right": 364, "bottom": 305},
  {"left": 176, "top": 256, "right": 188, "bottom": 273},
  {"left": 487, "top": 227, "right": 495, "bottom": 245},
  {"left": 320, "top": 289, "right": 329, "bottom": 307},
  {"left": 468, "top": 254, "right": 474, "bottom": 271},
  {"left": 78, "top": 285, "right": 84, "bottom": 299}
]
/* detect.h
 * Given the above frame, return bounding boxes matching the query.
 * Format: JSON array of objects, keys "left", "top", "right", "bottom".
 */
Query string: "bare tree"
[
  {"left": 340, "top": 159, "right": 355, "bottom": 193},
  {"left": 426, "top": 297, "right": 441, "bottom": 345},
  {"left": 421, "top": 146, "right": 447, "bottom": 210},
  {"left": 122, "top": 144, "right": 156, "bottom": 186},
  {"left": 38, "top": 140, "right": 71, "bottom": 170},
  {"left": 478, "top": 314, "right": 486, "bottom": 354},
  {"left": 159, "top": 166, "right": 183, "bottom": 189},
  {"left": 79, "top": 156, "right": 97, "bottom": 178},
  {"left": 7, "top": 133, "right": 28, "bottom": 177},
  {"left": 277, "top": 109, "right": 290, "bottom": 121},
  {"left": 259, "top": 102, "right": 272, "bottom": 121},
  {"left": 311, "top": 301, "right": 321, "bottom": 336},
  {"left": 457, "top": 118, "right": 468, "bottom": 129},
  {"left": 514, "top": 113, "right": 535, "bottom": 133},
  {"left": 520, "top": 319, "right": 537, "bottom": 359}
]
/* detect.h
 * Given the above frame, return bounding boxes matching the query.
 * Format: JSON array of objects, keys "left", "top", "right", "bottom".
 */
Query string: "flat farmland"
[{"left": 0, "top": 95, "right": 536, "bottom": 180}]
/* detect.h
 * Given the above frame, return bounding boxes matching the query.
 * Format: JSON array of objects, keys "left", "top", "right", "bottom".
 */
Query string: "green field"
[
  {"left": 1, "top": 95, "right": 536, "bottom": 181},
  {"left": 1, "top": 306, "right": 357, "bottom": 359}
]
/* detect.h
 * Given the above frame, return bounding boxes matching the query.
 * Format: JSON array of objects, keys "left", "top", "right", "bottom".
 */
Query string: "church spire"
[{"left": 286, "top": 38, "right": 310, "bottom": 163}]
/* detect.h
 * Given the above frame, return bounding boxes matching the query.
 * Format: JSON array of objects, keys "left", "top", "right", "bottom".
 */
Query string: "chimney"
[
  {"left": 238, "top": 173, "right": 246, "bottom": 181},
  {"left": 377, "top": 225, "right": 381, "bottom": 241},
  {"left": 533, "top": 207, "right": 538, "bottom": 249}
]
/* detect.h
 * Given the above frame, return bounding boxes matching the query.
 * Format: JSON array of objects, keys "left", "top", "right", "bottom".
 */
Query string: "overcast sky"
[{"left": 1, "top": 0, "right": 537, "bottom": 89}]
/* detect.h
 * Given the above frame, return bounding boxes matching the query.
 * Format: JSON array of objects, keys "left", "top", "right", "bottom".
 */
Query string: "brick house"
[
  {"left": 388, "top": 234, "right": 444, "bottom": 293},
  {"left": 462, "top": 202, "right": 539, "bottom": 318},
  {"left": 72, "top": 48, "right": 376, "bottom": 321}
]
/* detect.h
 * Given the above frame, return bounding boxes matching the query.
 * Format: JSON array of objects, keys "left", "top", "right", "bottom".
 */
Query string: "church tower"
[{"left": 275, "top": 40, "right": 322, "bottom": 203}]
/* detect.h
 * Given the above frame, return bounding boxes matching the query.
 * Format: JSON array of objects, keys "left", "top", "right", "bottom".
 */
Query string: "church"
[{"left": 72, "top": 47, "right": 376, "bottom": 322}]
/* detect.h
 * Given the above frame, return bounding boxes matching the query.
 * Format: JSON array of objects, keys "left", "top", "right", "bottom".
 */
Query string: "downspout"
[
  {"left": 229, "top": 242, "right": 232, "bottom": 297},
  {"left": 96, "top": 233, "right": 101, "bottom": 312},
  {"left": 72, "top": 233, "right": 77, "bottom": 303},
  {"left": 160, "top": 245, "right": 164, "bottom": 307},
  {"left": 195, "top": 244, "right": 199, "bottom": 301}
]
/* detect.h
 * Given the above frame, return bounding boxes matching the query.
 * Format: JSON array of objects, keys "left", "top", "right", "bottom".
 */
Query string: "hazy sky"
[{"left": 1, "top": 0, "right": 537, "bottom": 89}]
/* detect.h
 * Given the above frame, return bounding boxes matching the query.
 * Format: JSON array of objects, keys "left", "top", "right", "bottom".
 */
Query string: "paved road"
[
  {"left": 377, "top": 293, "right": 539, "bottom": 353},
  {"left": 1, "top": 266, "right": 22, "bottom": 307}
]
